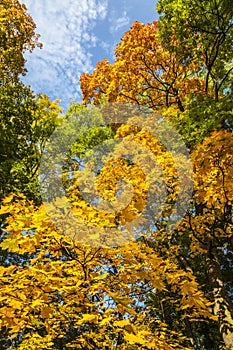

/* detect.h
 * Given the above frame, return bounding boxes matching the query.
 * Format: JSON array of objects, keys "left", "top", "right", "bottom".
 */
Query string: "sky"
[{"left": 22, "top": 0, "right": 159, "bottom": 111}]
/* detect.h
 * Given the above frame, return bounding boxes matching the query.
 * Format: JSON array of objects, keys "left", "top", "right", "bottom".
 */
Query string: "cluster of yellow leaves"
[
  {"left": 114, "top": 118, "right": 180, "bottom": 205},
  {"left": 185, "top": 131, "right": 233, "bottom": 246},
  {"left": 0, "top": 193, "right": 216, "bottom": 349},
  {"left": 193, "top": 131, "right": 233, "bottom": 212},
  {"left": 80, "top": 21, "right": 205, "bottom": 110},
  {"left": 174, "top": 130, "right": 233, "bottom": 261},
  {"left": 62, "top": 115, "right": 183, "bottom": 241}
]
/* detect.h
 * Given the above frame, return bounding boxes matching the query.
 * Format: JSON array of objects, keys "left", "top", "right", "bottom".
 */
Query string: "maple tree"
[
  {"left": 80, "top": 7, "right": 233, "bottom": 149},
  {"left": 0, "top": 102, "right": 231, "bottom": 349},
  {"left": 79, "top": 1, "right": 233, "bottom": 348},
  {"left": 0, "top": 162, "right": 214, "bottom": 350},
  {"left": 80, "top": 21, "right": 205, "bottom": 111},
  {"left": 188, "top": 131, "right": 233, "bottom": 349}
]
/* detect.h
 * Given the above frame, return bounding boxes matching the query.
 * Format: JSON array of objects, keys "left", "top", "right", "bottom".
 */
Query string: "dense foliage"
[{"left": 0, "top": 0, "right": 232, "bottom": 349}]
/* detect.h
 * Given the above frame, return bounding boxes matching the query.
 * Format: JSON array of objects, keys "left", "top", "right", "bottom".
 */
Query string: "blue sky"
[{"left": 22, "top": 0, "right": 158, "bottom": 111}]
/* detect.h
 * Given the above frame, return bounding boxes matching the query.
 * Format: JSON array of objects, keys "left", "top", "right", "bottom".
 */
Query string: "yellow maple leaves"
[
  {"left": 186, "top": 130, "right": 233, "bottom": 243},
  {"left": 193, "top": 130, "right": 233, "bottom": 212},
  {"left": 0, "top": 193, "right": 213, "bottom": 349},
  {"left": 0, "top": 127, "right": 231, "bottom": 348},
  {"left": 80, "top": 21, "right": 205, "bottom": 111}
]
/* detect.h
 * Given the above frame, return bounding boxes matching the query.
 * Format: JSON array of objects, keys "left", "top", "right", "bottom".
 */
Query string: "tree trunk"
[{"left": 206, "top": 241, "right": 233, "bottom": 349}]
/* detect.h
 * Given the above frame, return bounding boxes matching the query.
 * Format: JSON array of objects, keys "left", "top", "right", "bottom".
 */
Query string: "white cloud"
[
  {"left": 110, "top": 10, "right": 130, "bottom": 33},
  {"left": 22, "top": 0, "right": 109, "bottom": 109}
]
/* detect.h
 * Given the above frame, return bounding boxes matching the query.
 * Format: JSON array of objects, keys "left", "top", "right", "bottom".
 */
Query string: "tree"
[
  {"left": 187, "top": 131, "right": 233, "bottom": 349},
  {"left": 0, "top": 85, "right": 62, "bottom": 204},
  {"left": 0, "top": 159, "right": 214, "bottom": 350},
  {"left": 0, "top": 0, "right": 62, "bottom": 204},
  {"left": 0, "top": 102, "right": 216, "bottom": 349},
  {"left": 80, "top": 21, "right": 205, "bottom": 111},
  {"left": 79, "top": 5, "right": 233, "bottom": 348},
  {"left": 0, "top": 2, "right": 61, "bottom": 346},
  {"left": 80, "top": 14, "right": 233, "bottom": 149},
  {"left": 153, "top": 3, "right": 233, "bottom": 345},
  {"left": 156, "top": 0, "right": 233, "bottom": 102},
  {"left": 0, "top": 0, "right": 62, "bottom": 296},
  {"left": 155, "top": 0, "right": 233, "bottom": 148},
  {"left": 0, "top": 0, "right": 42, "bottom": 83}
]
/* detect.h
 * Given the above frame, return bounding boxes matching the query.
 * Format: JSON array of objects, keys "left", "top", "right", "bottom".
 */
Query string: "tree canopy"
[{"left": 0, "top": 0, "right": 233, "bottom": 349}]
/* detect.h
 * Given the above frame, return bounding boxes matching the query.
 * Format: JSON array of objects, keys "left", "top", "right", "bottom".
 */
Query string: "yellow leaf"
[
  {"left": 113, "top": 319, "right": 131, "bottom": 327},
  {"left": 124, "top": 332, "right": 146, "bottom": 345},
  {"left": 99, "top": 317, "right": 112, "bottom": 326},
  {"left": 41, "top": 306, "right": 52, "bottom": 318},
  {"left": 81, "top": 314, "right": 97, "bottom": 323}
]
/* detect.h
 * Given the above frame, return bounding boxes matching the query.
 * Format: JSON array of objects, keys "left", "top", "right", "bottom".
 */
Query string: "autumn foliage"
[
  {"left": 80, "top": 21, "right": 205, "bottom": 111},
  {"left": 0, "top": 0, "right": 233, "bottom": 349}
]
